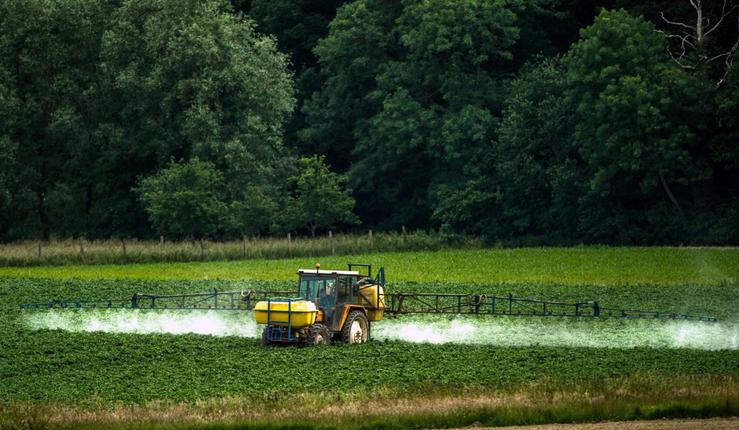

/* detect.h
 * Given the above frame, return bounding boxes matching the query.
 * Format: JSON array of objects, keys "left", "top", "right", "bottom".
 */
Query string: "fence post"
[
  {"left": 121, "top": 238, "right": 127, "bottom": 260},
  {"left": 159, "top": 235, "right": 164, "bottom": 255},
  {"left": 199, "top": 238, "right": 205, "bottom": 261},
  {"left": 252, "top": 236, "right": 257, "bottom": 258},
  {"left": 79, "top": 237, "right": 85, "bottom": 261},
  {"left": 368, "top": 229, "right": 373, "bottom": 250},
  {"left": 287, "top": 232, "right": 292, "bottom": 258},
  {"left": 401, "top": 225, "right": 406, "bottom": 235},
  {"left": 37, "top": 241, "right": 42, "bottom": 259},
  {"left": 242, "top": 235, "right": 246, "bottom": 258},
  {"left": 329, "top": 230, "right": 335, "bottom": 255}
]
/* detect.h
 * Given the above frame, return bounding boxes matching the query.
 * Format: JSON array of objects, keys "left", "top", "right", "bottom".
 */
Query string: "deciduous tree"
[
  {"left": 136, "top": 159, "right": 229, "bottom": 239},
  {"left": 564, "top": 9, "right": 713, "bottom": 243},
  {"left": 283, "top": 155, "right": 358, "bottom": 237}
]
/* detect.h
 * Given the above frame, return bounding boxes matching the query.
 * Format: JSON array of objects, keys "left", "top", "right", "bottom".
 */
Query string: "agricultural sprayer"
[{"left": 20, "top": 263, "right": 718, "bottom": 345}]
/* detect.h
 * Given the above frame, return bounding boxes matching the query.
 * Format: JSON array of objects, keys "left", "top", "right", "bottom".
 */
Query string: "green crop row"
[
  {"left": 2, "top": 328, "right": 737, "bottom": 405},
  {"left": 1, "top": 247, "right": 738, "bottom": 286}
]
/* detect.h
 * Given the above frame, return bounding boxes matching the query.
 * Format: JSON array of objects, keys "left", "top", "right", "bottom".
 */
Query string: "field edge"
[{"left": 3, "top": 374, "right": 737, "bottom": 430}]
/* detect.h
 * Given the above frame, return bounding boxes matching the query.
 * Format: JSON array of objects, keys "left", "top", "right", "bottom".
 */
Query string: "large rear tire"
[
  {"left": 306, "top": 323, "right": 330, "bottom": 345},
  {"left": 341, "top": 310, "right": 369, "bottom": 344}
]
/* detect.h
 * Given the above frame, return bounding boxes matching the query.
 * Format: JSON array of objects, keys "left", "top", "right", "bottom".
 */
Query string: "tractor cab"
[
  {"left": 254, "top": 263, "right": 385, "bottom": 345},
  {"left": 297, "top": 264, "right": 371, "bottom": 332}
]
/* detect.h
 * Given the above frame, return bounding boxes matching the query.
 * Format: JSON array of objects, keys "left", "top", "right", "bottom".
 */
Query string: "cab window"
[
  {"left": 337, "top": 276, "right": 357, "bottom": 301},
  {"left": 298, "top": 277, "right": 319, "bottom": 301},
  {"left": 299, "top": 276, "right": 336, "bottom": 301}
]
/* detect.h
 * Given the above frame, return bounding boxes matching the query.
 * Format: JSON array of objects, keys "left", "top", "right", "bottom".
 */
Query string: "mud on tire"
[
  {"left": 341, "top": 310, "right": 369, "bottom": 344},
  {"left": 306, "top": 323, "right": 330, "bottom": 345}
]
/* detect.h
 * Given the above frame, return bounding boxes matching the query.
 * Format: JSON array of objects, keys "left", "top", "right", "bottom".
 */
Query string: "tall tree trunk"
[
  {"left": 659, "top": 170, "right": 685, "bottom": 218},
  {"left": 38, "top": 159, "right": 50, "bottom": 242},
  {"left": 84, "top": 185, "right": 93, "bottom": 232},
  {"left": 38, "top": 195, "right": 50, "bottom": 241}
]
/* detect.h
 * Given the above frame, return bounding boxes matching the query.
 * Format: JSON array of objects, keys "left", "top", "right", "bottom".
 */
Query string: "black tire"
[
  {"left": 341, "top": 310, "right": 369, "bottom": 344},
  {"left": 261, "top": 328, "right": 271, "bottom": 346},
  {"left": 306, "top": 323, "right": 330, "bottom": 345}
]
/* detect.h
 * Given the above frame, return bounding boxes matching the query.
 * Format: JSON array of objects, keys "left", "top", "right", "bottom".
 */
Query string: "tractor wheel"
[
  {"left": 341, "top": 310, "right": 369, "bottom": 344},
  {"left": 306, "top": 323, "right": 330, "bottom": 346}
]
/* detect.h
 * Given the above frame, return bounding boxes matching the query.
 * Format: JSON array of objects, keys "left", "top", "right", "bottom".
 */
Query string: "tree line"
[{"left": 1, "top": 0, "right": 738, "bottom": 244}]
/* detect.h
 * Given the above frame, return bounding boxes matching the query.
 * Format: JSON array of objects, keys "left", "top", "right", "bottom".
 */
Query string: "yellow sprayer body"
[
  {"left": 358, "top": 283, "right": 384, "bottom": 321},
  {"left": 254, "top": 300, "right": 317, "bottom": 328}
]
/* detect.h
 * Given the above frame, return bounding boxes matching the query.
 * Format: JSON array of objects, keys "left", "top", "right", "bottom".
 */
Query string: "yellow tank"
[
  {"left": 254, "top": 300, "right": 317, "bottom": 328},
  {"left": 357, "top": 284, "right": 385, "bottom": 321}
]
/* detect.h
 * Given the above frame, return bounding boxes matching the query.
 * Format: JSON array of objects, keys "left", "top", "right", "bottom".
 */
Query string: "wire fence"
[{"left": 0, "top": 231, "right": 481, "bottom": 266}]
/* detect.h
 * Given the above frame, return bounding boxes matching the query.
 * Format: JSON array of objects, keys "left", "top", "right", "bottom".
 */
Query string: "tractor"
[
  {"left": 22, "top": 263, "right": 719, "bottom": 343},
  {"left": 254, "top": 263, "right": 385, "bottom": 345}
]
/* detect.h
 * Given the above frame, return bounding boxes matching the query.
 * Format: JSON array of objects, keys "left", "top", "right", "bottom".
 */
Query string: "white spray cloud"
[
  {"left": 24, "top": 309, "right": 260, "bottom": 338},
  {"left": 373, "top": 316, "right": 739, "bottom": 350},
  {"left": 23, "top": 310, "right": 738, "bottom": 350}
]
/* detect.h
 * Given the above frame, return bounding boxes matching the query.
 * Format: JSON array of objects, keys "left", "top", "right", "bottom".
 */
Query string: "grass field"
[
  {"left": 1, "top": 247, "right": 738, "bottom": 286},
  {"left": 0, "top": 232, "right": 479, "bottom": 266},
  {"left": 1, "top": 247, "right": 738, "bottom": 429}
]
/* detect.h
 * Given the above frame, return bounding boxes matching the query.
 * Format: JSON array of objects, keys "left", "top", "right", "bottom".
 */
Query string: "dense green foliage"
[
  {"left": 136, "top": 159, "right": 229, "bottom": 239},
  {"left": 302, "top": 0, "right": 545, "bottom": 227},
  {"left": 281, "top": 155, "right": 359, "bottom": 236},
  {"left": 432, "top": 9, "right": 739, "bottom": 244},
  {"left": 3, "top": 327, "right": 736, "bottom": 404},
  {"left": 242, "top": 0, "right": 348, "bottom": 159},
  {"left": 0, "top": 0, "right": 297, "bottom": 239},
  {"left": 1, "top": 0, "right": 738, "bottom": 244}
]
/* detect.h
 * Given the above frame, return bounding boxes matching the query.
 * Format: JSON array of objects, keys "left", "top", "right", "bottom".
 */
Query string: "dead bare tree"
[{"left": 659, "top": 0, "right": 739, "bottom": 86}]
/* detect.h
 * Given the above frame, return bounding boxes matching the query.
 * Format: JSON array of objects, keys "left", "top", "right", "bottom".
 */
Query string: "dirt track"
[{"left": 481, "top": 417, "right": 739, "bottom": 429}]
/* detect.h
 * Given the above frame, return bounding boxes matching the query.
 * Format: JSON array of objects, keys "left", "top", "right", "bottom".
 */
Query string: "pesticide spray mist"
[
  {"left": 373, "top": 315, "right": 739, "bottom": 350},
  {"left": 24, "top": 309, "right": 261, "bottom": 338},
  {"left": 24, "top": 310, "right": 738, "bottom": 350}
]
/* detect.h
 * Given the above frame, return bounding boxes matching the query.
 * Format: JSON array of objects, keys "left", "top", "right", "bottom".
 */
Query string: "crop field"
[
  {"left": 1, "top": 247, "right": 738, "bottom": 429},
  {"left": 2, "top": 247, "right": 738, "bottom": 285}
]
